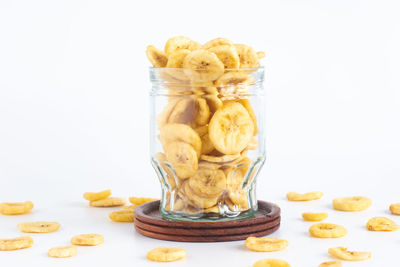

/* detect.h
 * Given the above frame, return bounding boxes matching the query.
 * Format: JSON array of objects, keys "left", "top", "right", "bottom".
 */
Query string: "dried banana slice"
[
  {"left": 328, "top": 247, "right": 371, "bottom": 261},
  {"left": 286, "top": 191, "right": 323, "bottom": 201},
  {"left": 390, "top": 203, "right": 400, "bottom": 215},
  {"left": 366, "top": 217, "right": 399, "bottom": 231},
  {"left": 18, "top": 221, "right": 60, "bottom": 233},
  {"left": 253, "top": 259, "right": 290, "bottom": 267},
  {"left": 198, "top": 161, "right": 221, "bottom": 170},
  {"left": 129, "top": 197, "right": 158, "bottom": 205},
  {"left": 195, "top": 125, "right": 214, "bottom": 155},
  {"left": 183, "top": 49, "right": 225, "bottom": 82},
  {"left": 83, "top": 189, "right": 111, "bottom": 202},
  {"left": 157, "top": 98, "right": 180, "bottom": 129},
  {"left": 203, "top": 37, "right": 234, "bottom": 49},
  {"left": 332, "top": 196, "right": 372, "bottom": 211},
  {"left": 235, "top": 44, "right": 260, "bottom": 68},
  {"left": 0, "top": 201, "right": 33, "bottom": 215},
  {"left": 188, "top": 168, "right": 226, "bottom": 197},
  {"left": 239, "top": 99, "right": 258, "bottom": 136},
  {"left": 89, "top": 197, "right": 126, "bottom": 207},
  {"left": 200, "top": 153, "right": 241, "bottom": 164},
  {"left": 257, "top": 51, "right": 266, "bottom": 59},
  {"left": 164, "top": 36, "right": 201, "bottom": 57},
  {"left": 319, "top": 261, "right": 342, "bottom": 267},
  {"left": 147, "top": 247, "right": 186, "bottom": 262},
  {"left": 71, "top": 234, "right": 104, "bottom": 246},
  {"left": 245, "top": 237, "right": 289, "bottom": 252},
  {"left": 122, "top": 205, "right": 137, "bottom": 211},
  {"left": 194, "top": 97, "right": 210, "bottom": 126},
  {"left": 203, "top": 94, "right": 223, "bottom": 114},
  {"left": 0, "top": 236, "right": 33, "bottom": 251},
  {"left": 48, "top": 245, "right": 77, "bottom": 258},
  {"left": 208, "top": 45, "right": 240, "bottom": 69},
  {"left": 302, "top": 212, "right": 328, "bottom": 222},
  {"left": 215, "top": 71, "right": 252, "bottom": 87},
  {"left": 184, "top": 182, "right": 219, "bottom": 209},
  {"left": 160, "top": 123, "right": 202, "bottom": 158},
  {"left": 309, "top": 223, "right": 347, "bottom": 238},
  {"left": 109, "top": 209, "right": 134, "bottom": 222},
  {"left": 209, "top": 102, "right": 254, "bottom": 155},
  {"left": 247, "top": 137, "right": 259, "bottom": 150},
  {"left": 165, "top": 141, "right": 198, "bottom": 178},
  {"left": 146, "top": 45, "right": 168, "bottom": 67},
  {"left": 166, "top": 49, "right": 191, "bottom": 80},
  {"left": 167, "top": 98, "right": 196, "bottom": 126}
]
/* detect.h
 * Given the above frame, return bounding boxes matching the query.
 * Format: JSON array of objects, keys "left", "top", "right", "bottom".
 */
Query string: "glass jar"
[{"left": 149, "top": 67, "right": 265, "bottom": 221}]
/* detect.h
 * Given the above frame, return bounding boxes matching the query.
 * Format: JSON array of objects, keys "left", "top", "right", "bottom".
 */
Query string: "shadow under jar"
[{"left": 150, "top": 67, "right": 266, "bottom": 221}]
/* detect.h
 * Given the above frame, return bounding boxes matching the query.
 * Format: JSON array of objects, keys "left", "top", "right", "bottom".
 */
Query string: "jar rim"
[{"left": 149, "top": 66, "right": 265, "bottom": 71}]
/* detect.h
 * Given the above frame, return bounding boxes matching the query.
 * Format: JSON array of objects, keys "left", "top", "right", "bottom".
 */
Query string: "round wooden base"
[{"left": 134, "top": 200, "right": 281, "bottom": 242}]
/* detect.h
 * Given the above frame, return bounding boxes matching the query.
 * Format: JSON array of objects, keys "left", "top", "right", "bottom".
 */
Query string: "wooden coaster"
[{"left": 134, "top": 200, "right": 281, "bottom": 242}]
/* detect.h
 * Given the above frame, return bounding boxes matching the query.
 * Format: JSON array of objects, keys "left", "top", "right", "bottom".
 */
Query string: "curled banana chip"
[
  {"left": 71, "top": 234, "right": 104, "bottom": 246},
  {"left": 332, "top": 196, "right": 372, "bottom": 211},
  {"left": 0, "top": 236, "right": 33, "bottom": 251},
  {"left": 129, "top": 197, "right": 158, "bottom": 205},
  {"left": 48, "top": 245, "right": 77, "bottom": 258},
  {"left": 109, "top": 209, "right": 134, "bottom": 222},
  {"left": 286, "top": 191, "right": 323, "bottom": 201},
  {"left": 146, "top": 45, "right": 168, "bottom": 67},
  {"left": 0, "top": 201, "right": 33, "bottom": 215},
  {"left": 147, "top": 247, "right": 186, "bottom": 262},
  {"left": 309, "top": 223, "right": 347, "bottom": 238},
  {"left": 165, "top": 141, "right": 198, "bottom": 178},
  {"left": 319, "top": 261, "right": 342, "bottom": 267},
  {"left": 235, "top": 44, "right": 260, "bottom": 68},
  {"left": 253, "top": 259, "right": 290, "bottom": 267},
  {"left": 203, "top": 37, "right": 234, "bottom": 49},
  {"left": 389, "top": 203, "right": 400, "bottom": 215},
  {"left": 18, "top": 221, "right": 60, "bottom": 233},
  {"left": 366, "top": 217, "right": 399, "bottom": 231},
  {"left": 89, "top": 197, "right": 126, "bottom": 207},
  {"left": 245, "top": 237, "right": 289, "bottom": 252},
  {"left": 302, "top": 212, "right": 328, "bottom": 222},
  {"left": 164, "top": 36, "right": 201, "bottom": 57},
  {"left": 83, "top": 189, "right": 111, "bottom": 202},
  {"left": 328, "top": 247, "right": 371, "bottom": 261},
  {"left": 183, "top": 49, "right": 225, "bottom": 82},
  {"left": 208, "top": 45, "right": 240, "bottom": 69}
]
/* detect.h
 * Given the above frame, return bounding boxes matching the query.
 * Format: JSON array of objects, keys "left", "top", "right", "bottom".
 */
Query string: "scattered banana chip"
[
  {"left": 83, "top": 189, "right": 111, "bottom": 202},
  {"left": 389, "top": 203, "right": 400, "bottom": 215},
  {"left": 109, "top": 209, "right": 134, "bottom": 222},
  {"left": 89, "top": 197, "right": 126, "bottom": 207},
  {"left": 253, "top": 259, "right": 290, "bottom": 267},
  {"left": 18, "top": 221, "right": 60, "bottom": 233},
  {"left": 245, "top": 237, "right": 289, "bottom": 252},
  {"left": 129, "top": 197, "right": 158, "bottom": 206},
  {"left": 123, "top": 205, "right": 137, "bottom": 211},
  {"left": 309, "top": 223, "right": 347, "bottom": 238},
  {"left": 71, "top": 234, "right": 104, "bottom": 246},
  {"left": 286, "top": 192, "right": 323, "bottom": 201},
  {"left": 302, "top": 212, "right": 328, "bottom": 222},
  {"left": 332, "top": 196, "right": 372, "bottom": 211},
  {"left": 0, "top": 201, "right": 33, "bottom": 215},
  {"left": 0, "top": 236, "right": 33, "bottom": 251},
  {"left": 48, "top": 245, "right": 77, "bottom": 258},
  {"left": 319, "top": 261, "right": 342, "bottom": 267},
  {"left": 328, "top": 247, "right": 371, "bottom": 261},
  {"left": 366, "top": 217, "right": 399, "bottom": 231},
  {"left": 147, "top": 247, "right": 186, "bottom": 262}
]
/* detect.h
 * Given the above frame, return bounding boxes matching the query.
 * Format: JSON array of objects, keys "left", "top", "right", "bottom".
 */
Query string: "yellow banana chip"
[
  {"left": 235, "top": 44, "right": 260, "bottom": 68},
  {"left": 203, "top": 37, "right": 234, "bottom": 49},
  {"left": 319, "top": 261, "right": 342, "bottom": 267},
  {"left": 200, "top": 153, "right": 241, "bottom": 164},
  {"left": 48, "top": 245, "right": 77, "bottom": 258},
  {"left": 208, "top": 45, "right": 240, "bottom": 69},
  {"left": 18, "top": 221, "right": 60, "bottom": 233},
  {"left": 302, "top": 212, "right": 328, "bottom": 222},
  {"left": 253, "top": 259, "right": 290, "bottom": 267},
  {"left": 146, "top": 45, "right": 168, "bottom": 67},
  {"left": 147, "top": 247, "right": 186, "bottom": 262},
  {"left": 0, "top": 236, "right": 33, "bottom": 251},
  {"left": 71, "top": 234, "right": 104, "bottom": 246},
  {"left": 129, "top": 197, "right": 158, "bottom": 206},
  {"left": 328, "top": 247, "right": 371, "bottom": 261},
  {"left": 188, "top": 168, "right": 226, "bottom": 197},
  {"left": 183, "top": 49, "right": 225, "bottom": 82},
  {"left": 89, "top": 197, "right": 126, "bottom": 207},
  {"left": 245, "top": 237, "right": 288, "bottom": 252},
  {"left": 109, "top": 209, "right": 134, "bottom": 222},
  {"left": 83, "top": 189, "right": 111, "bottom": 202},
  {"left": 309, "top": 223, "right": 347, "bottom": 238},
  {"left": 0, "top": 201, "right": 33, "bottom": 215},
  {"left": 165, "top": 141, "right": 198, "bottom": 178},
  {"left": 123, "top": 205, "right": 137, "bottom": 211},
  {"left": 184, "top": 182, "right": 219, "bottom": 209},
  {"left": 286, "top": 191, "right": 323, "bottom": 201},
  {"left": 366, "top": 217, "right": 399, "bottom": 231},
  {"left": 332, "top": 196, "right": 372, "bottom": 211},
  {"left": 390, "top": 203, "right": 400, "bottom": 215},
  {"left": 257, "top": 51, "right": 266, "bottom": 59},
  {"left": 160, "top": 123, "right": 202, "bottom": 158},
  {"left": 164, "top": 36, "right": 201, "bottom": 57}
]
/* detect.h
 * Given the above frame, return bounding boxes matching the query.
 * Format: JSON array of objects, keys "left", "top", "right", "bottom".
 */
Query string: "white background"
[{"left": 1, "top": 0, "right": 400, "bottom": 266}]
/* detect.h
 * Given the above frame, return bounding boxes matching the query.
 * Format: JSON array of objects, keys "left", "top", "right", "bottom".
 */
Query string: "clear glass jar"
[{"left": 149, "top": 67, "right": 265, "bottom": 221}]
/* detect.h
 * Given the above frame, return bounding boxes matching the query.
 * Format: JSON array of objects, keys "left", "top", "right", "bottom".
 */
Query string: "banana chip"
[
  {"left": 0, "top": 201, "right": 33, "bottom": 215},
  {"left": 286, "top": 191, "right": 323, "bottom": 201},
  {"left": 129, "top": 197, "right": 158, "bottom": 205},
  {"left": 109, "top": 209, "right": 134, "bottom": 222},
  {"left": 332, "top": 196, "right": 372, "bottom": 211},
  {"left": 183, "top": 49, "right": 225, "bottom": 82},
  {"left": 245, "top": 237, "right": 288, "bottom": 252},
  {"left": 184, "top": 182, "right": 219, "bottom": 209},
  {"left": 257, "top": 51, "right": 266, "bottom": 59},
  {"left": 328, "top": 247, "right": 371, "bottom": 261},
  {"left": 302, "top": 212, "right": 328, "bottom": 222},
  {"left": 146, "top": 45, "right": 168, "bottom": 67},
  {"left": 203, "top": 38, "right": 234, "bottom": 49},
  {"left": 147, "top": 247, "right": 186, "bottom": 262},
  {"left": 89, "top": 197, "right": 126, "bottom": 207},
  {"left": 164, "top": 36, "right": 201, "bottom": 57},
  {"left": 366, "top": 217, "right": 399, "bottom": 231},
  {"left": 200, "top": 153, "right": 241, "bottom": 164},
  {"left": 165, "top": 141, "right": 198, "bottom": 178},
  {"left": 208, "top": 45, "right": 240, "bottom": 69},
  {"left": 188, "top": 168, "right": 226, "bottom": 197},
  {"left": 309, "top": 223, "right": 347, "bottom": 238},
  {"left": 235, "top": 44, "right": 260, "bottom": 68},
  {"left": 160, "top": 123, "right": 202, "bottom": 158},
  {"left": 71, "top": 234, "right": 104, "bottom": 246},
  {"left": 83, "top": 189, "right": 111, "bottom": 202},
  {"left": 18, "top": 221, "right": 60, "bottom": 233},
  {"left": 48, "top": 245, "right": 77, "bottom": 258},
  {"left": 319, "top": 261, "right": 342, "bottom": 267},
  {"left": 389, "top": 203, "right": 400, "bottom": 215},
  {"left": 253, "top": 259, "right": 290, "bottom": 267},
  {"left": 0, "top": 236, "right": 33, "bottom": 251}
]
